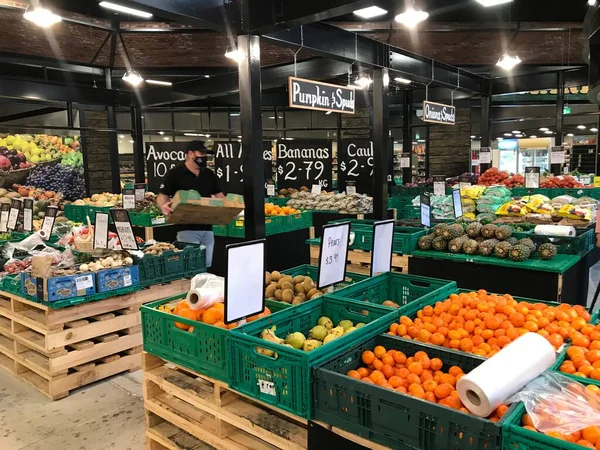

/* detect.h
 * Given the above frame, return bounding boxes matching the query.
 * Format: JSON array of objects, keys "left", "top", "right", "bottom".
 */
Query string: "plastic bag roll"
[
  {"left": 534, "top": 225, "right": 576, "bottom": 237},
  {"left": 457, "top": 333, "right": 556, "bottom": 417},
  {"left": 185, "top": 288, "right": 205, "bottom": 310}
]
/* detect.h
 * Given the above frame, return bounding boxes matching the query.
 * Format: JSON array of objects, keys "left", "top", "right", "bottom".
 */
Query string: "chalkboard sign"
[
  {"left": 423, "top": 101, "right": 456, "bottom": 125},
  {"left": 338, "top": 139, "right": 394, "bottom": 195},
  {"left": 145, "top": 142, "right": 187, "bottom": 193},
  {"left": 214, "top": 141, "right": 274, "bottom": 195},
  {"left": 288, "top": 77, "right": 355, "bottom": 114},
  {"left": 276, "top": 140, "right": 333, "bottom": 191}
]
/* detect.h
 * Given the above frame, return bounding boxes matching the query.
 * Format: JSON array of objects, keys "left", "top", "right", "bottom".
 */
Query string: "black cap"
[{"left": 185, "top": 140, "right": 213, "bottom": 154}]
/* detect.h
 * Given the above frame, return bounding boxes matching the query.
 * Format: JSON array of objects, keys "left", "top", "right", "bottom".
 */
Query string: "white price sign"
[
  {"left": 311, "top": 184, "right": 322, "bottom": 195},
  {"left": 400, "top": 154, "right": 411, "bottom": 168},
  {"left": 258, "top": 380, "right": 276, "bottom": 396},
  {"left": 0, "top": 203, "right": 9, "bottom": 233},
  {"left": 581, "top": 175, "right": 591, "bottom": 185},
  {"left": 266, "top": 181, "right": 275, "bottom": 197},
  {"left": 40, "top": 206, "right": 58, "bottom": 240},
  {"left": 134, "top": 183, "right": 145, "bottom": 202},
  {"left": 94, "top": 212, "right": 109, "bottom": 249},
  {"left": 75, "top": 274, "right": 94, "bottom": 291},
  {"left": 452, "top": 189, "right": 463, "bottom": 219},
  {"left": 433, "top": 176, "right": 445, "bottom": 196},
  {"left": 7, "top": 199, "right": 20, "bottom": 231},
  {"left": 371, "top": 220, "right": 394, "bottom": 276},
  {"left": 420, "top": 194, "right": 431, "bottom": 227},
  {"left": 346, "top": 182, "right": 357, "bottom": 195},
  {"left": 317, "top": 222, "right": 350, "bottom": 289},
  {"left": 551, "top": 146, "right": 565, "bottom": 164},
  {"left": 22, "top": 198, "right": 33, "bottom": 232},
  {"left": 524, "top": 167, "right": 540, "bottom": 189},
  {"left": 479, "top": 147, "right": 491, "bottom": 164},
  {"left": 110, "top": 209, "right": 138, "bottom": 250},
  {"left": 122, "top": 188, "right": 136, "bottom": 210}
]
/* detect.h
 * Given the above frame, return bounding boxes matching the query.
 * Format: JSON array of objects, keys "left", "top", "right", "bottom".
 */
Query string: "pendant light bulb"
[
  {"left": 23, "top": 4, "right": 62, "bottom": 28},
  {"left": 496, "top": 53, "right": 521, "bottom": 71},
  {"left": 122, "top": 69, "right": 144, "bottom": 87},
  {"left": 354, "top": 75, "right": 373, "bottom": 89},
  {"left": 395, "top": 9, "right": 429, "bottom": 28},
  {"left": 225, "top": 46, "right": 242, "bottom": 62}
]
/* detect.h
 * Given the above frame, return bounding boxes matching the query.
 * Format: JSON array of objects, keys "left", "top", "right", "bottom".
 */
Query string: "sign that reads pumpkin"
[
  {"left": 423, "top": 101, "right": 456, "bottom": 125},
  {"left": 288, "top": 77, "right": 355, "bottom": 114}
]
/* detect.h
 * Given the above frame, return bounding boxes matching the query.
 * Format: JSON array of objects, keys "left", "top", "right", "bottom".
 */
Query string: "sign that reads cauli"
[
  {"left": 289, "top": 77, "right": 355, "bottom": 114},
  {"left": 423, "top": 101, "right": 456, "bottom": 125}
]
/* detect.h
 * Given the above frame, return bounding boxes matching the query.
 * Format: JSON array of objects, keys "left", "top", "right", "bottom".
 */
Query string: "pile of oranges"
[
  {"left": 559, "top": 327, "right": 600, "bottom": 380},
  {"left": 264, "top": 203, "right": 299, "bottom": 216},
  {"left": 169, "top": 300, "right": 271, "bottom": 332},
  {"left": 348, "top": 345, "right": 507, "bottom": 420},
  {"left": 388, "top": 290, "right": 592, "bottom": 358}
]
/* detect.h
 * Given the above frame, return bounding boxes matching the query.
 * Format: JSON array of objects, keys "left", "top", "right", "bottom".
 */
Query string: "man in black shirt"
[{"left": 157, "top": 140, "right": 224, "bottom": 267}]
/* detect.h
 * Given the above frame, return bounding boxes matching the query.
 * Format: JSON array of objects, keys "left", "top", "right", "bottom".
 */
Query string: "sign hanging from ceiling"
[
  {"left": 422, "top": 100, "right": 456, "bottom": 125},
  {"left": 288, "top": 77, "right": 355, "bottom": 114}
]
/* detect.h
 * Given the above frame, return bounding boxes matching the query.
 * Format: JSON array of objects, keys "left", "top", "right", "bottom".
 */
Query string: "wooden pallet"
[
  {"left": 309, "top": 245, "right": 410, "bottom": 275},
  {"left": 142, "top": 352, "right": 308, "bottom": 450},
  {"left": 0, "top": 280, "right": 190, "bottom": 400}
]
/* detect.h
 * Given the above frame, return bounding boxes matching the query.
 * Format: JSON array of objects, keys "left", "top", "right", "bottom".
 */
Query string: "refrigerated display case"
[{"left": 517, "top": 148, "right": 548, "bottom": 172}]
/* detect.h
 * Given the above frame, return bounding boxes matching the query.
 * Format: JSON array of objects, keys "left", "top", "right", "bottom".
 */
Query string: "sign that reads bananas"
[{"left": 422, "top": 101, "right": 456, "bottom": 125}]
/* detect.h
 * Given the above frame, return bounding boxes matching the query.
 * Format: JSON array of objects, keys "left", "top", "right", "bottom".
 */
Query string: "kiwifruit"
[
  {"left": 265, "top": 272, "right": 271, "bottom": 285},
  {"left": 281, "top": 281, "right": 294, "bottom": 291},
  {"left": 297, "top": 293, "right": 307, "bottom": 301},
  {"left": 292, "top": 296, "right": 304, "bottom": 305},
  {"left": 302, "top": 277, "right": 314, "bottom": 292},
  {"left": 294, "top": 283, "right": 306, "bottom": 295},
  {"left": 306, "top": 288, "right": 318, "bottom": 299},
  {"left": 267, "top": 297, "right": 276, "bottom": 301},
  {"left": 293, "top": 275, "right": 305, "bottom": 284},
  {"left": 271, "top": 270, "right": 281, "bottom": 282},
  {"left": 275, "top": 289, "right": 283, "bottom": 301},
  {"left": 265, "top": 284, "right": 277, "bottom": 298},
  {"left": 281, "top": 289, "right": 294, "bottom": 303},
  {"left": 311, "top": 291, "right": 323, "bottom": 299}
]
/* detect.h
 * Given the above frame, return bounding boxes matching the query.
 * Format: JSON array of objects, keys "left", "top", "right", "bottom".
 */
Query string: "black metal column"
[
  {"left": 105, "top": 68, "right": 121, "bottom": 193},
  {"left": 131, "top": 105, "right": 145, "bottom": 184},
  {"left": 372, "top": 68, "right": 389, "bottom": 220},
  {"left": 552, "top": 71, "right": 565, "bottom": 175},
  {"left": 402, "top": 90, "right": 413, "bottom": 184},
  {"left": 480, "top": 95, "right": 492, "bottom": 172},
  {"left": 238, "top": 34, "right": 265, "bottom": 239}
]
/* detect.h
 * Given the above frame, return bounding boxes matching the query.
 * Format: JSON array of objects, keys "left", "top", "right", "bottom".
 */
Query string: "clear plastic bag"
[
  {"left": 186, "top": 273, "right": 225, "bottom": 310},
  {"left": 508, "top": 371, "right": 600, "bottom": 434}
]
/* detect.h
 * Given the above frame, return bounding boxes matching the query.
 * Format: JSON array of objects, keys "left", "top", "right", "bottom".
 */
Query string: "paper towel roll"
[
  {"left": 457, "top": 333, "right": 556, "bottom": 417},
  {"left": 534, "top": 225, "right": 576, "bottom": 237}
]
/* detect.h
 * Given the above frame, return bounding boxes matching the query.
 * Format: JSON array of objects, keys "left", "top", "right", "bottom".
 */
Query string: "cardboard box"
[
  {"left": 21, "top": 272, "right": 96, "bottom": 302},
  {"left": 168, "top": 190, "right": 244, "bottom": 225},
  {"left": 96, "top": 265, "right": 140, "bottom": 293}
]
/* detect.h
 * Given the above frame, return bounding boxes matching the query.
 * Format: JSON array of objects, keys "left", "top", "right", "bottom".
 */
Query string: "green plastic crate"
[
  {"left": 64, "top": 204, "right": 88, "bottom": 223},
  {"left": 391, "top": 186, "right": 432, "bottom": 196},
  {"left": 551, "top": 343, "right": 600, "bottom": 386},
  {"left": 329, "top": 272, "right": 457, "bottom": 309},
  {"left": 141, "top": 294, "right": 230, "bottom": 382},
  {"left": 286, "top": 211, "right": 313, "bottom": 232},
  {"left": 265, "top": 197, "right": 289, "bottom": 207},
  {"left": 314, "top": 335, "right": 507, "bottom": 450},
  {"left": 135, "top": 241, "right": 206, "bottom": 287},
  {"left": 228, "top": 296, "right": 398, "bottom": 419},
  {"left": 528, "top": 229, "right": 595, "bottom": 256},
  {"left": 265, "top": 264, "right": 368, "bottom": 313},
  {"left": 227, "top": 214, "right": 299, "bottom": 238},
  {"left": 212, "top": 224, "right": 229, "bottom": 237},
  {"left": 129, "top": 211, "right": 166, "bottom": 227}
]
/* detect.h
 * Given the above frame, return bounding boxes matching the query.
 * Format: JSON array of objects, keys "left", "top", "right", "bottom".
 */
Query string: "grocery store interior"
[{"left": 2, "top": 0, "right": 600, "bottom": 449}]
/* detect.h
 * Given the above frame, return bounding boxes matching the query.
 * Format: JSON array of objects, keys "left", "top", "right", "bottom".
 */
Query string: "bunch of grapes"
[{"left": 27, "top": 164, "right": 86, "bottom": 200}]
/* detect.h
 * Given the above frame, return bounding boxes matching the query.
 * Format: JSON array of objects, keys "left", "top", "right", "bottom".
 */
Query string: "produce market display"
[
  {"left": 286, "top": 191, "right": 373, "bottom": 213},
  {"left": 264, "top": 270, "right": 323, "bottom": 305},
  {"left": 558, "top": 325, "right": 600, "bottom": 380},
  {"left": 264, "top": 203, "right": 300, "bottom": 215}
]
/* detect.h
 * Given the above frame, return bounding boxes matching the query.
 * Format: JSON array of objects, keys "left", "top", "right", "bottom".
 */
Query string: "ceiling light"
[
  {"left": 539, "top": 128, "right": 549, "bottom": 132},
  {"left": 496, "top": 54, "right": 521, "bottom": 71},
  {"left": 23, "top": 6, "right": 62, "bottom": 28},
  {"left": 592, "top": 128, "right": 599, "bottom": 132},
  {"left": 283, "top": 137, "right": 294, "bottom": 140},
  {"left": 511, "top": 130, "right": 521, "bottom": 134},
  {"left": 128, "top": 140, "right": 134, "bottom": 143},
  {"left": 470, "top": 135, "right": 475, "bottom": 139},
  {"left": 205, "top": 134, "right": 210, "bottom": 138},
  {"left": 530, "top": 135, "right": 537, "bottom": 138},
  {"left": 162, "top": 136, "right": 170, "bottom": 141},
  {"left": 418, "top": 139, "right": 426, "bottom": 143},
  {"left": 476, "top": 0, "right": 513, "bottom": 6},
  {"left": 122, "top": 70, "right": 144, "bottom": 87},
  {"left": 225, "top": 47, "right": 242, "bottom": 62},
  {"left": 395, "top": 9, "right": 429, "bottom": 28},
  {"left": 99, "top": 2, "right": 152, "bottom": 18},
  {"left": 515, "top": 134, "right": 524, "bottom": 138},
  {"left": 325, "top": 111, "right": 333, "bottom": 115},
  {"left": 158, "top": 131, "right": 165, "bottom": 135},
  {"left": 230, "top": 112, "right": 240, "bottom": 116},
  {"left": 497, "top": 137, "right": 504, "bottom": 141},
  {"left": 567, "top": 133, "right": 574, "bottom": 137},
  {"left": 395, "top": 77, "right": 412, "bottom": 85},
  {"left": 237, "top": 135, "right": 242, "bottom": 138},
  {"left": 184, "top": 133, "right": 203, "bottom": 137},
  {"left": 146, "top": 79, "right": 172, "bottom": 86},
  {"left": 544, "top": 130, "right": 553, "bottom": 134},
  {"left": 589, "top": 0, "right": 597, "bottom": 6},
  {"left": 353, "top": 6, "right": 387, "bottom": 18},
  {"left": 354, "top": 75, "right": 373, "bottom": 88},
  {"left": 503, "top": 133, "right": 512, "bottom": 137},
  {"left": 577, "top": 125, "right": 587, "bottom": 129},
  {"left": 118, "top": 135, "right": 125, "bottom": 139}
]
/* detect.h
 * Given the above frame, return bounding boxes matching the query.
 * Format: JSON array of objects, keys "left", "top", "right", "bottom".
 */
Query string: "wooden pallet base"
[
  {"left": 309, "top": 245, "right": 410, "bottom": 274},
  {"left": 143, "top": 352, "right": 308, "bottom": 450}
]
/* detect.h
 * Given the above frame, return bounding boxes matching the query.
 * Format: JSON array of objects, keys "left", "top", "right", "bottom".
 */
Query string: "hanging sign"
[
  {"left": 7, "top": 199, "right": 20, "bottom": 231},
  {"left": 145, "top": 142, "right": 187, "bottom": 194},
  {"left": 94, "top": 212, "right": 110, "bottom": 249},
  {"left": 214, "top": 141, "right": 273, "bottom": 196},
  {"left": 0, "top": 203, "right": 9, "bottom": 233},
  {"left": 551, "top": 146, "right": 566, "bottom": 164},
  {"left": 452, "top": 189, "right": 463, "bottom": 219},
  {"left": 480, "top": 147, "right": 492, "bottom": 164},
  {"left": 288, "top": 77, "right": 355, "bottom": 114},
  {"left": 422, "top": 101, "right": 456, "bottom": 125},
  {"left": 40, "top": 206, "right": 58, "bottom": 241},
  {"left": 420, "top": 194, "right": 431, "bottom": 227},
  {"left": 338, "top": 139, "right": 394, "bottom": 195},
  {"left": 400, "top": 153, "right": 411, "bottom": 168},
  {"left": 317, "top": 222, "right": 351, "bottom": 289},
  {"left": 122, "top": 188, "right": 136, "bottom": 210},
  {"left": 110, "top": 209, "right": 138, "bottom": 251},
  {"left": 134, "top": 183, "right": 146, "bottom": 202},
  {"left": 22, "top": 198, "right": 33, "bottom": 232},
  {"left": 524, "top": 167, "right": 541, "bottom": 189},
  {"left": 370, "top": 219, "right": 394, "bottom": 277},
  {"left": 276, "top": 140, "right": 333, "bottom": 190},
  {"left": 433, "top": 176, "right": 446, "bottom": 196}
]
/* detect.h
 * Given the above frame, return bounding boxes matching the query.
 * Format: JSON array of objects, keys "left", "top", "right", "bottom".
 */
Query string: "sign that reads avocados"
[
  {"left": 423, "top": 101, "right": 456, "bottom": 125},
  {"left": 289, "top": 77, "right": 355, "bottom": 114}
]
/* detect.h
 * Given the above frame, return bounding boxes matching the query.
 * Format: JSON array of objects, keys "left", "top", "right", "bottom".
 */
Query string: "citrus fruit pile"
[
  {"left": 348, "top": 345, "right": 508, "bottom": 420},
  {"left": 389, "top": 290, "right": 591, "bottom": 357},
  {"left": 559, "top": 325, "right": 600, "bottom": 380},
  {"left": 264, "top": 203, "right": 299, "bottom": 216}
]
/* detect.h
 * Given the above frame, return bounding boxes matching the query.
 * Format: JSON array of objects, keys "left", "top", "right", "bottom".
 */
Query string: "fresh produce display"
[
  {"left": 0, "top": 147, "right": 33, "bottom": 171},
  {"left": 27, "top": 163, "right": 86, "bottom": 201},
  {"left": 61, "top": 151, "right": 83, "bottom": 167},
  {"left": 0, "top": 188, "right": 22, "bottom": 204},
  {"left": 276, "top": 187, "right": 309, "bottom": 198},
  {"left": 264, "top": 203, "right": 300, "bottom": 215},
  {"left": 12, "top": 184, "right": 61, "bottom": 201},
  {"left": 558, "top": 323, "right": 600, "bottom": 380},
  {"left": 72, "top": 192, "right": 122, "bottom": 207},
  {"left": 389, "top": 290, "right": 591, "bottom": 356},
  {"left": 133, "top": 193, "right": 160, "bottom": 214},
  {"left": 258, "top": 316, "right": 365, "bottom": 353},
  {"left": 286, "top": 191, "right": 373, "bottom": 214},
  {"left": 4, "top": 259, "right": 31, "bottom": 274},
  {"left": 143, "top": 242, "right": 178, "bottom": 256},
  {"left": 78, "top": 252, "right": 133, "bottom": 272},
  {"left": 1, "top": 134, "right": 79, "bottom": 163},
  {"left": 477, "top": 168, "right": 524, "bottom": 187},
  {"left": 541, "top": 175, "right": 584, "bottom": 188},
  {"left": 264, "top": 270, "right": 323, "bottom": 305}
]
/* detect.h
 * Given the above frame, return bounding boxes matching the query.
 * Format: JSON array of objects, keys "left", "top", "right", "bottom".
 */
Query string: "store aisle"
[{"left": 0, "top": 370, "right": 145, "bottom": 450}]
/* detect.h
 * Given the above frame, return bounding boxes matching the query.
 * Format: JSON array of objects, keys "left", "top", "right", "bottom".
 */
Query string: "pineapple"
[
  {"left": 433, "top": 223, "right": 449, "bottom": 237},
  {"left": 480, "top": 224, "right": 498, "bottom": 239},
  {"left": 448, "top": 236, "right": 468, "bottom": 253},
  {"left": 466, "top": 222, "right": 482, "bottom": 238},
  {"left": 518, "top": 238, "right": 537, "bottom": 253},
  {"left": 442, "top": 223, "right": 464, "bottom": 241},
  {"left": 462, "top": 239, "right": 479, "bottom": 255},
  {"left": 417, "top": 234, "right": 434, "bottom": 250},
  {"left": 506, "top": 237, "right": 518, "bottom": 245},
  {"left": 508, "top": 244, "right": 531, "bottom": 262},
  {"left": 478, "top": 239, "right": 499, "bottom": 256},
  {"left": 495, "top": 225, "right": 513, "bottom": 241},
  {"left": 431, "top": 236, "right": 448, "bottom": 252},
  {"left": 494, "top": 241, "right": 512, "bottom": 258},
  {"left": 538, "top": 243, "right": 557, "bottom": 260}
]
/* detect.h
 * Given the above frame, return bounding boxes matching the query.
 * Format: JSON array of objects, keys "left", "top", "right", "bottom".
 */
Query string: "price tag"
[
  {"left": 266, "top": 180, "right": 275, "bottom": 197},
  {"left": 134, "top": 183, "right": 146, "bottom": 202},
  {"left": 433, "top": 176, "right": 446, "bottom": 196},
  {"left": 122, "top": 188, "right": 136, "bottom": 210},
  {"left": 345, "top": 181, "right": 356, "bottom": 195},
  {"left": 371, "top": 219, "right": 394, "bottom": 277},
  {"left": 581, "top": 175, "right": 591, "bottom": 185},
  {"left": 594, "top": 176, "right": 600, "bottom": 188},
  {"left": 317, "top": 222, "right": 350, "bottom": 289},
  {"left": 94, "top": 212, "right": 109, "bottom": 249},
  {"left": 7, "top": 199, "right": 21, "bottom": 231},
  {"left": 75, "top": 274, "right": 94, "bottom": 291},
  {"left": 258, "top": 380, "right": 276, "bottom": 396},
  {"left": 110, "top": 209, "right": 138, "bottom": 250},
  {"left": 551, "top": 146, "right": 565, "bottom": 164},
  {"left": 472, "top": 159, "right": 480, "bottom": 166},
  {"left": 400, "top": 153, "right": 411, "bottom": 168},
  {"left": 22, "top": 198, "right": 33, "bottom": 232},
  {"left": 524, "top": 166, "right": 540, "bottom": 189},
  {"left": 224, "top": 239, "right": 266, "bottom": 324},
  {"left": 276, "top": 140, "right": 333, "bottom": 191},
  {"left": 0, "top": 203, "right": 9, "bottom": 233},
  {"left": 311, "top": 184, "right": 322, "bottom": 195},
  {"left": 479, "top": 147, "right": 492, "bottom": 164},
  {"left": 40, "top": 206, "right": 58, "bottom": 241},
  {"left": 420, "top": 194, "right": 431, "bottom": 227},
  {"left": 459, "top": 175, "right": 472, "bottom": 188},
  {"left": 452, "top": 189, "right": 463, "bottom": 219},
  {"left": 123, "top": 274, "right": 132, "bottom": 287}
]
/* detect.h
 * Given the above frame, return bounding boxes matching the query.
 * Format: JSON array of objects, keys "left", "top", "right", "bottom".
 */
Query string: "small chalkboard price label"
[
  {"left": 22, "top": 198, "right": 33, "bottom": 232},
  {"left": 134, "top": 183, "right": 146, "bottom": 202},
  {"left": 94, "top": 212, "right": 109, "bottom": 249},
  {"left": 0, "top": 203, "right": 9, "bottom": 233},
  {"left": 7, "top": 199, "right": 21, "bottom": 231},
  {"left": 433, "top": 176, "right": 446, "bottom": 196},
  {"left": 276, "top": 140, "right": 333, "bottom": 191},
  {"left": 40, "top": 206, "right": 58, "bottom": 241},
  {"left": 122, "top": 188, "right": 136, "bottom": 210},
  {"left": 110, "top": 209, "right": 138, "bottom": 250}
]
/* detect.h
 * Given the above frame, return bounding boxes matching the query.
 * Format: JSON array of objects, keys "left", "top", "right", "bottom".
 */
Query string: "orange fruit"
[
  {"left": 369, "top": 370, "right": 384, "bottom": 382},
  {"left": 357, "top": 367, "right": 369, "bottom": 378},
  {"left": 430, "top": 358, "right": 443, "bottom": 371},
  {"left": 448, "top": 366, "right": 463, "bottom": 377},
  {"left": 523, "top": 426, "right": 537, "bottom": 432},
  {"left": 188, "top": 326, "right": 194, "bottom": 333},
  {"left": 382, "top": 365, "right": 395, "bottom": 379},
  {"left": 396, "top": 367, "right": 410, "bottom": 379},
  {"left": 434, "top": 383, "right": 453, "bottom": 400},
  {"left": 408, "top": 361, "right": 423, "bottom": 376},
  {"left": 213, "top": 321, "right": 227, "bottom": 329},
  {"left": 347, "top": 370, "right": 361, "bottom": 379},
  {"left": 374, "top": 345, "right": 387, "bottom": 359},
  {"left": 423, "top": 379, "right": 438, "bottom": 392},
  {"left": 406, "top": 374, "right": 421, "bottom": 385},
  {"left": 582, "top": 427, "right": 600, "bottom": 445},
  {"left": 575, "top": 440, "right": 596, "bottom": 449},
  {"left": 373, "top": 359, "right": 384, "bottom": 370},
  {"left": 388, "top": 376, "right": 402, "bottom": 388},
  {"left": 362, "top": 351, "right": 375, "bottom": 365},
  {"left": 590, "top": 369, "right": 600, "bottom": 380},
  {"left": 496, "top": 405, "right": 509, "bottom": 418},
  {"left": 382, "top": 354, "right": 395, "bottom": 366},
  {"left": 175, "top": 308, "right": 196, "bottom": 330},
  {"left": 393, "top": 351, "right": 407, "bottom": 365},
  {"left": 202, "top": 307, "right": 222, "bottom": 325}
]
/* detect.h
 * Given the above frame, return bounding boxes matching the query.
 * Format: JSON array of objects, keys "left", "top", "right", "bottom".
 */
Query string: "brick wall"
[
  {"left": 81, "top": 109, "right": 114, "bottom": 194},
  {"left": 341, "top": 108, "right": 370, "bottom": 139},
  {"left": 428, "top": 107, "right": 471, "bottom": 177}
]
